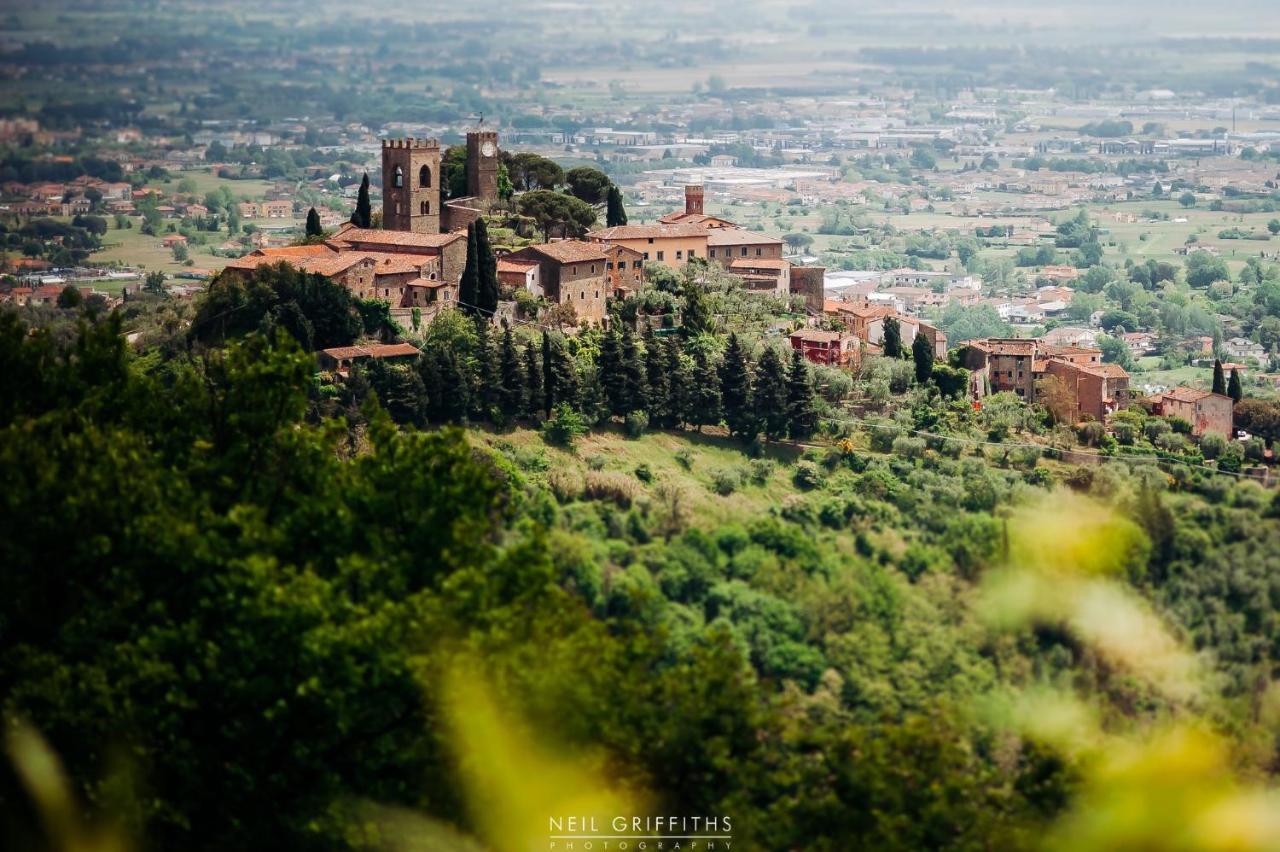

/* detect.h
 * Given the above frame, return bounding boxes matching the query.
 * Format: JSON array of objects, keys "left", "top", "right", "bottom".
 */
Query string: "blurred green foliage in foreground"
[{"left": 2, "top": 314, "right": 1278, "bottom": 851}]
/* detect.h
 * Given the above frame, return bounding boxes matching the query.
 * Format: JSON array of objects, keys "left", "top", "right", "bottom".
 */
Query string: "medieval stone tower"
[
  {"left": 381, "top": 138, "right": 441, "bottom": 234},
  {"left": 684, "top": 184, "right": 704, "bottom": 216},
  {"left": 466, "top": 130, "right": 499, "bottom": 204}
]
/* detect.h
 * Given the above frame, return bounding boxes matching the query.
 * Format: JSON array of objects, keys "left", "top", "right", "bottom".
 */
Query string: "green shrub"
[
  {"left": 793, "top": 460, "right": 824, "bottom": 490},
  {"left": 748, "top": 458, "right": 773, "bottom": 485},
  {"left": 624, "top": 409, "right": 649, "bottom": 438},
  {"left": 634, "top": 463, "right": 654, "bottom": 483},
  {"left": 674, "top": 447, "right": 694, "bottom": 470},
  {"left": 710, "top": 466, "right": 744, "bottom": 496},
  {"left": 585, "top": 454, "right": 607, "bottom": 471},
  {"left": 542, "top": 403, "right": 587, "bottom": 448}
]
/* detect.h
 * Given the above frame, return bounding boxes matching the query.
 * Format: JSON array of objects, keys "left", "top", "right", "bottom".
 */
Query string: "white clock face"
[{"left": 480, "top": 141, "right": 496, "bottom": 158}]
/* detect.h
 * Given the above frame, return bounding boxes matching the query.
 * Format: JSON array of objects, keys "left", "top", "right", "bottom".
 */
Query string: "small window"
[
  {"left": 676, "top": 250, "right": 683, "bottom": 260},
  {"left": 420, "top": 200, "right": 429, "bottom": 215},
  {"left": 595, "top": 291, "right": 600, "bottom": 299},
  {"left": 590, "top": 264, "right": 595, "bottom": 274},
  {"left": 647, "top": 237, "right": 654, "bottom": 244},
  {"left": 394, "top": 166, "right": 404, "bottom": 188},
  {"left": 756, "top": 248, "right": 762, "bottom": 256},
  {"left": 580, "top": 291, "right": 586, "bottom": 300},
  {"left": 656, "top": 251, "right": 664, "bottom": 261},
  {"left": 419, "top": 165, "right": 431, "bottom": 188},
  {"left": 710, "top": 249, "right": 716, "bottom": 258},
  {"left": 689, "top": 249, "right": 695, "bottom": 258},
  {"left": 643, "top": 252, "right": 649, "bottom": 260},
  {"left": 740, "top": 247, "right": 747, "bottom": 256}
]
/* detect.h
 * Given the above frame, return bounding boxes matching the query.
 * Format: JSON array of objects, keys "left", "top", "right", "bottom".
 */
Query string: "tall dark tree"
[
  {"left": 524, "top": 340, "right": 544, "bottom": 419},
  {"left": 305, "top": 207, "right": 323, "bottom": 237},
  {"left": 688, "top": 351, "right": 721, "bottom": 432},
  {"left": 606, "top": 184, "right": 628, "bottom": 227},
  {"left": 643, "top": 327, "right": 672, "bottom": 428},
  {"left": 546, "top": 333, "right": 580, "bottom": 413},
  {"left": 459, "top": 222, "right": 480, "bottom": 317},
  {"left": 753, "top": 346, "right": 789, "bottom": 441},
  {"left": 475, "top": 218, "right": 499, "bottom": 316},
  {"left": 883, "top": 316, "right": 903, "bottom": 358},
  {"left": 786, "top": 348, "right": 818, "bottom": 441},
  {"left": 912, "top": 331, "right": 934, "bottom": 384},
  {"left": 719, "top": 333, "right": 756, "bottom": 441},
  {"left": 497, "top": 324, "right": 525, "bottom": 420},
  {"left": 352, "top": 173, "right": 372, "bottom": 228},
  {"left": 1227, "top": 368, "right": 1243, "bottom": 404},
  {"left": 541, "top": 333, "right": 556, "bottom": 417},
  {"left": 599, "top": 331, "right": 626, "bottom": 417},
  {"left": 470, "top": 315, "right": 495, "bottom": 418},
  {"left": 1212, "top": 358, "right": 1226, "bottom": 395},
  {"left": 681, "top": 277, "right": 713, "bottom": 336},
  {"left": 664, "top": 337, "right": 691, "bottom": 428},
  {"left": 620, "top": 325, "right": 647, "bottom": 415}
]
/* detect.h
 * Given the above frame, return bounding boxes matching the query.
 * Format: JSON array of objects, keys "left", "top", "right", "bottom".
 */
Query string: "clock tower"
[{"left": 466, "top": 130, "right": 499, "bottom": 204}]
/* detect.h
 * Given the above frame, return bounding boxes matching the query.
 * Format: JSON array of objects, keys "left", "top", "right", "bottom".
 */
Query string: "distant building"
[
  {"left": 789, "top": 329, "right": 858, "bottom": 367},
  {"left": 318, "top": 342, "right": 421, "bottom": 374},
  {"left": 1151, "top": 387, "right": 1234, "bottom": 438},
  {"left": 503, "top": 240, "right": 610, "bottom": 327}
]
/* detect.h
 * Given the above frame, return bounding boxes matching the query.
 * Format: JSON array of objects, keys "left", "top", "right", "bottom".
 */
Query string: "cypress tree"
[
  {"left": 470, "top": 315, "right": 495, "bottom": 419},
  {"left": 599, "top": 330, "right": 626, "bottom": 417},
  {"left": 643, "top": 327, "right": 671, "bottom": 428},
  {"left": 753, "top": 345, "right": 789, "bottom": 441},
  {"left": 578, "top": 363, "right": 608, "bottom": 426},
  {"left": 681, "top": 277, "right": 713, "bottom": 336},
  {"left": 665, "top": 337, "right": 690, "bottom": 429},
  {"left": 689, "top": 351, "right": 722, "bottom": 433},
  {"left": 912, "top": 330, "right": 934, "bottom": 384},
  {"left": 352, "top": 173, "right": 372, "bottom": 228},
  {"left": 620, "top": 324, "right": 647, "bottom": 415},
  {"left": 305, "top": 207, "right": 322, "bottom": 237},
  {"left": 786, "top": 348, "right": 817, "bottom": 441},
  {"left": 719, "top": 333, "right": 756, "bottom": 441},
  {"left": 475, "top": 218, "right": 500, "bottom": 316},
  {"left": 459, "top": 222, "right": 480, "bottom": 318},
  {"left": 418, "top": 347, "right": 442, "bottom": 422},
  {"left": 498, "top": 323, "right": 525, "bottom": 420},
  {"left": 1227, "top": 368, "right": 1242, "bottom": 403},
  {"left": 1212, "top": 358, "right": 1226, "bottom": 395},
  {"left": 524, "top": 339, "right": 544, "bottom": 419},
  {"left": 552, "top": 339, "right": 581, "bottom": 411},
  {"left": 435, "top": 347, "right": 470, "bottom": 423},
  {"left": 883, "top": 316, "right": 902, "bottom": 358},
  {"left": 541, "top": 333, "right": 555, "bottom": 417},
  {"left": 606, "top": 184, "right": 628, "bottom": 227}
]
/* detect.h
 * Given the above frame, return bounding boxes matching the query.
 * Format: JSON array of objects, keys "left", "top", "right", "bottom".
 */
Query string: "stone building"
[
  {"left": 1152, "top": 387, "right": 1234, "bottom": 438},
  {"left": 504, "top": 240, "right": 610, "bottom": 327},
  {"left": 381, "top": 138, "right": 441, "bottom": 234}
]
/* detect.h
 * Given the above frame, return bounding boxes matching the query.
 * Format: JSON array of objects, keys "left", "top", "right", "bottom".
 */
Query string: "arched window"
[
  {"left": 419, "top": 165, "right": 431, "bottom": 188},
  {"left": 420, "top": 200, "right": 429, "bottom": 215},
  {"left": 393, "top": 166, "right": 403, "bottom": 188}
]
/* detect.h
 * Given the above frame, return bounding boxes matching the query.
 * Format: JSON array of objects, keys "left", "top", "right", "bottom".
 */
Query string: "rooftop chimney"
[{"left": 685, "top": 184, "right": 704, "bottom": 216}]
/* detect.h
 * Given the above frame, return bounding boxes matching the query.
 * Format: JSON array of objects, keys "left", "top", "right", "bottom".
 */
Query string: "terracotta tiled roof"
[
  {"left": 497, "top": 258, "right": 538, "bottom": 273},
  {"left": 706, "top": 228, "right": 782, "bottom": 246},
  {"left": 1164, "top": 386, "right": 1214, "bottom": 403},
  {"left": 253, "top": 244, "right": 334, "bottom": 258},
  {"left": 729, "top": 257, "right": 790, "bottom": 271},
  {"left": 587, "top": 223, "right": 711, "bottom": 240},
  {"left": 320, "top": 343, "right": 420, "bottom": 360},
  {"left": 978, "top": 340, "right": 1037, "bottom": 356},
  {"left": 790, "top": 329, "right": 847, "bottom": 342},
  {"left": 328, "top": 225, "right": 463, "bottom": 249},
  {"left": 518, "top": 241, "right": 608, "bottom": 264}
]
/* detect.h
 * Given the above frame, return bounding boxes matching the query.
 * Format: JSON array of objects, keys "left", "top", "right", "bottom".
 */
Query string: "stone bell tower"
[
  {"left": 381, "top": 137, "right": 441, "bottom": 234},
  {"left": 466, "top": 130, "right": 499, "bottom": 204}
]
